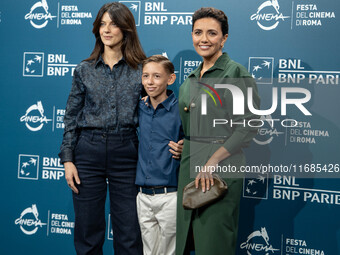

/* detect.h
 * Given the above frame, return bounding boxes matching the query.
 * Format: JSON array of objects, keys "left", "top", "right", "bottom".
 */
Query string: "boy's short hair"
[{"left": 142, "top": 55, "right": 174, "bottom": 74}]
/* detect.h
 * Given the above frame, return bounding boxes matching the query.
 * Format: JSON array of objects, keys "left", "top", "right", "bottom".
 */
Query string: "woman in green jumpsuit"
[{"left": 176, "top": 7, "right": 260, "bottom": 255}]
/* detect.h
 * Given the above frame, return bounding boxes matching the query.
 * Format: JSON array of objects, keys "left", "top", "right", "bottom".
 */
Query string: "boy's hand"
[
  {"left": 168, "top": 139, "right": 183, "bottom": 159},
  {"left": 141, "top": 96, "right": 149, "bottom": 106}
]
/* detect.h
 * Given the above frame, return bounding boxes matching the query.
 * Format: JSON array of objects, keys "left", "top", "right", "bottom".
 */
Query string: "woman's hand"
[
  {"left": 64, "top": 162, "right": 81, "bottom": 194},
  {"left": 168, "top": 139, "right": 184, "bottom": 159},
  {"left": 195, "top": 159, "right": 218, "bottom": 192},
  {"left": 195, "top": 146, "right": 231, "bottom": 192}
]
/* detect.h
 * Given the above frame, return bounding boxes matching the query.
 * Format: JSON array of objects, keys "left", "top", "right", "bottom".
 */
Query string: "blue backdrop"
[{"left": 1, "top": 0, "right": 339, "bottom": 254}]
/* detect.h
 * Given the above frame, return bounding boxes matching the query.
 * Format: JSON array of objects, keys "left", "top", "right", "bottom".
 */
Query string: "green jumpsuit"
[{"left": 176, "top": 53, "right": 260, "bottom": 255}]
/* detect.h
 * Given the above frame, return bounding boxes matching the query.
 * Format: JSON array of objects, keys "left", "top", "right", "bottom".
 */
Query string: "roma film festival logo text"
[
  {"left": 181, "top": 59, "right": 202, "bottom": 83},
  {"left": 15, "top": 204, "right": 47, "bottom": 235},
  {"left": 240, "top": 227, "right": 280, "bottom": 254},
  {"left": 20, "top": 101, "right": 52, "bottom": 131},
  {"left": 295, "top": 4, "right": 335, "bottom": 28},
  {"left": 58, "top": 5, "right": 92, "bottom": 26},
  {"left": 49, "top": 213, "right": 74, "bottom": 235},
  {"left": 286, "top": 238, "right": 325, "bottom": 255},
  {"left": 250, "top": 0, "right": 290, "bottom": 30},
  {"left": 25, "top": 0, "right": 56, "bottom": 29},
  {"left": 15, "top": 205, "right": 74, "bottom": 236},
  {"left": 25, "top": 1, "right": 92, "bottom": 29},
  {"left": 20, "top": 101, "right": 65, "bottom": 132}
]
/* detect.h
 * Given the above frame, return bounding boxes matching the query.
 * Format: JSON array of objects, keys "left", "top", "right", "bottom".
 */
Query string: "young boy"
[{"left": 136, "top": 55, "right": 183, "bottom": 255}]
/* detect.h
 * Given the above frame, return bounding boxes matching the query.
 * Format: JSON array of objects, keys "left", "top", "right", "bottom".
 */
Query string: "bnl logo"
[
  {"left": 18, "top": 154, "right": 39, "bottom": 180},
  {"left": 23, "top": 52, "right": 44, "bottom": 77},
  {"left": 120, "top": 1, "right": 141, "bottom": 26},
  {"left": 243, "top": 173, "right": 269, "bottom": 199},
  {"left": 248, "top": 57, "right": 274, "bottom": 84}
]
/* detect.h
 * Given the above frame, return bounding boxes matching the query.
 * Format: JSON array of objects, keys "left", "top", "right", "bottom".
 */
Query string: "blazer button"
[{"left": 184, "top": 107, "right": 188, "bottom": 112}]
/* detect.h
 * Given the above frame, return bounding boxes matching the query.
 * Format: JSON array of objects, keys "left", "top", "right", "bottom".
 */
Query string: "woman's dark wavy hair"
[
  {"left": 85, "top": 2, "right": 146, "bottom": 69},
  {"left": 192, "top": 7, "right": 229, "bottom": 35}
]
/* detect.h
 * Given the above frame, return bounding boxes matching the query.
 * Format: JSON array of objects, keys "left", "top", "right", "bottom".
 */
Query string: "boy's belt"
[{"left": 139, "top": 186, "right": 177, "bottom": 195}]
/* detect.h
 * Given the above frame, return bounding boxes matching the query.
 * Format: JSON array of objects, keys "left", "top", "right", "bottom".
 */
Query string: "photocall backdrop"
[{"left": 1, "top": 0, "right": 339, "bottom": 254}]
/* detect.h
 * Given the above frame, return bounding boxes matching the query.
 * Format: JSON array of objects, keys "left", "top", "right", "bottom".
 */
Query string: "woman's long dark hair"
[{"left": 85, "top": 2, "right": 146, "bottom": 69}]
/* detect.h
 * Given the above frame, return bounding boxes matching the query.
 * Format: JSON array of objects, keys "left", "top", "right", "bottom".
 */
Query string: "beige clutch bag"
[{"left": 182, "top": 174, "right": 228, "bottom": 209}]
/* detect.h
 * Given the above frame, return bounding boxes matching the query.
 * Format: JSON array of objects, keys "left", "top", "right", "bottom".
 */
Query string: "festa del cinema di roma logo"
[
  {"left": 240, "top": 227, "right": 280, "bottom": 254},
  {"left": 20, "top": 101, "right": 52, "bottom": 131},
  {"left": 25, "top": 0, "right": 56, "bottom": 29},
  {"left": 15, "top": 204, "right": 47, "bottom": 235},
  {"left": 250, "top": 0, "right": 290, "bottom": 30}
]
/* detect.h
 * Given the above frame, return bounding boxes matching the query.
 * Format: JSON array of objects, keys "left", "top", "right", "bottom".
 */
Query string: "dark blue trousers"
[{"left": 73, "top": 129, "right": 143, "bottom": 255}]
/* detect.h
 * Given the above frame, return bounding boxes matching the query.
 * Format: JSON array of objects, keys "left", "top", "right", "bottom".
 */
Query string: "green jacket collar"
[{"left": 189, "top": 52, "right": 230, "bottom": 78}]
